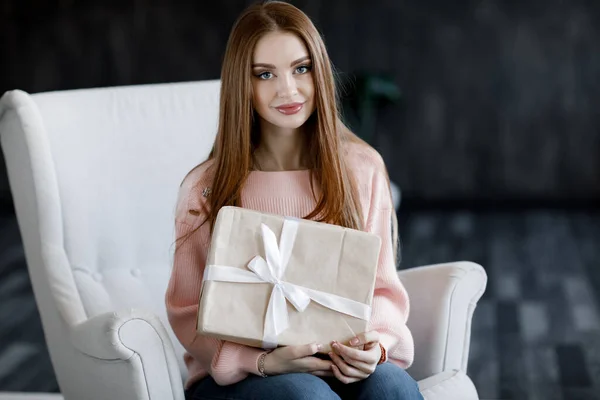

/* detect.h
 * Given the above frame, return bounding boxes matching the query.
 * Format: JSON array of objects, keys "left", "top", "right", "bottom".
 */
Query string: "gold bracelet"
[
  {"left": 258, "top": 352, "right": 268, "bottom": 378},
  {"left": 378, "top": 343, "right": 387, "bottom": 365}
]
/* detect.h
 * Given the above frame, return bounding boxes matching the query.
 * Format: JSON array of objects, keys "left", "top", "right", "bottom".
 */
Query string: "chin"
[{"left": 269, "top": 113, "right": 311, "bottom": 130}]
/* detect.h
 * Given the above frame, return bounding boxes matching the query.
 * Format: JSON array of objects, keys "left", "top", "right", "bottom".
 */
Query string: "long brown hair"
[{"left": 183, "top": 0, "right": 399, "bottom": 261}]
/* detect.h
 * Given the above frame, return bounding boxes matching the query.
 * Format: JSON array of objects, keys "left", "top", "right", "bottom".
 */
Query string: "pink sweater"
[{"left": 165, "top": 143, "right": 414, "bottom": 389}]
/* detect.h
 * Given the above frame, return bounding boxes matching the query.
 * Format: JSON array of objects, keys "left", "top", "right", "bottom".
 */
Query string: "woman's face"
[{"left": 251, "top": 31, "right": 316, "bottom": 132}]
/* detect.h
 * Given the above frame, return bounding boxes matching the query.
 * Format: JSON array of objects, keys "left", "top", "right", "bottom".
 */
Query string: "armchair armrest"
[
  {"left": 398, "top": 261, "right": 487, "bottom": 381},
  {"left": 70, "top": 309, "right": 185, "bottom": 400},
  {"left": 418, "top": 370, "right": 479, "bottom": 400}
]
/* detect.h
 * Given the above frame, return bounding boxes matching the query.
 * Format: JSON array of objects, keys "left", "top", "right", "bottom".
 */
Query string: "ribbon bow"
[{"left": 204, "top": 218, "right": 370, "bottom": 348}]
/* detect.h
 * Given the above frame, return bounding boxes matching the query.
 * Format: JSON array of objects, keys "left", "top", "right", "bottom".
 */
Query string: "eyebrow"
[{"left": 252, "top": 56, "right": 311, "bottom": 69}]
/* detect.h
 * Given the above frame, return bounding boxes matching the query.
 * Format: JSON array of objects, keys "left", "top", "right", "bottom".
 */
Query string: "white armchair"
[{"left": 0, "top": 81, "right": 487, "bottom": 400}]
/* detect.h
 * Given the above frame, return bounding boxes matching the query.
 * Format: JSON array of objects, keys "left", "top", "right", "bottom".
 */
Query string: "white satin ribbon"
[{"left": 203, "top": 218, "right": 371, "bottom": 349}]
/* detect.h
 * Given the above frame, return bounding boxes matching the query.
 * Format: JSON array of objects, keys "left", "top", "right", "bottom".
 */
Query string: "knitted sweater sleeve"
[
  {"left": 165, "top": 178, "right": 264, "bottom": 386},
  {"left": 365, "top": 165, "right": 415, "bottom": 368}
]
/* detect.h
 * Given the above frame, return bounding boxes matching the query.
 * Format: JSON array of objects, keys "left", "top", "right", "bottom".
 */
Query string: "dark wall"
[{"left": 1, "top": 0, "right": 599, "bottom": 205}]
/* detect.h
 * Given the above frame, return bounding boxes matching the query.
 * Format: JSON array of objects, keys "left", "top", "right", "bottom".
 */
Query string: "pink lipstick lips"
[{"left": 275, "top": 102, "right": 304, "bottom": 115}]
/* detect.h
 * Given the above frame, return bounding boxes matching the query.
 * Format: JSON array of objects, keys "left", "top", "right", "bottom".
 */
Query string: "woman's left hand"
[{"left": 327, "top": 331, "right": 382, "bottom": 384}]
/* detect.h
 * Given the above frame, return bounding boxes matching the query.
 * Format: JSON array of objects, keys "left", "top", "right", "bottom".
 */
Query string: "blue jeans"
[{"left": 185, "top": 362, "right": 423, "bottom": 400}]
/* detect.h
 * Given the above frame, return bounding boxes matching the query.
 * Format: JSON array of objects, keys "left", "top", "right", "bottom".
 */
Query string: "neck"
[{"left": 254, "top": 121, "right": 308, "bottom": 171}]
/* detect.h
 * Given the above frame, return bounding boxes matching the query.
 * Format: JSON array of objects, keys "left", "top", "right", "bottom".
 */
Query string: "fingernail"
[
  {"left": 332, "top": 343, "right": 338, "bottom": 349},
  {"left": 328, "top": 352, "right": 334, "bottom": 357},
  {"left": 350, "top": 337, "right": 359, "bottom": 345}
]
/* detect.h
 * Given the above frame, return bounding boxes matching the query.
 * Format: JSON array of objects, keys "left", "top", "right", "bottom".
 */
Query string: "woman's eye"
[
  {"left": 295, "top": 65, "right": 311, "bottom": 74},
  {"left": 257, "top": 71, "right": 273, "bottom": 80}
]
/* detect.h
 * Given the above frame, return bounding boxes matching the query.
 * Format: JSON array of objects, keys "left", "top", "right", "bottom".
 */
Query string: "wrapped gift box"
[{"left": 196, "top": 206, "right": 381, "bottom": 353}]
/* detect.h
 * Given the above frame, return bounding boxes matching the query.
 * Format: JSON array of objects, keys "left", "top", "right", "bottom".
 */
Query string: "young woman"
[{"left": 166, "top": 1, "right": 422, "bottom": 399}]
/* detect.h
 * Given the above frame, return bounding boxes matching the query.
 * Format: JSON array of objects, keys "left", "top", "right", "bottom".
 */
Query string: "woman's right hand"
[{"left": 262, "top": 343, "right": 333, "bottom": 375}]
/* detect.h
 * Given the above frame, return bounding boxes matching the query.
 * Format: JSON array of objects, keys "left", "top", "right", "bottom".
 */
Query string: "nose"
[{"left": 276, "top": 73, "right": 298, "bottom": 98}]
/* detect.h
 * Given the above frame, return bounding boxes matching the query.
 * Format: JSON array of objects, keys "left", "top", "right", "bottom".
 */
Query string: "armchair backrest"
[{"left": 0, "top": 80, "right": 221, "bottom": 383}]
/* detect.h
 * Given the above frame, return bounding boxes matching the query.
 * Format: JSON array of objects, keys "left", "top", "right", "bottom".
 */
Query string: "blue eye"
[
  {"left": 257, "top": 71, "right": 273, "bottom": 80},
  {"left": 295, "top": 65, "right": 312, "bottom": 74}
]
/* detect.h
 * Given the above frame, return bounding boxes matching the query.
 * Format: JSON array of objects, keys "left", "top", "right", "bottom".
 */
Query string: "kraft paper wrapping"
[{"left": 196, "top": 206, "right": 381, "bottom": 353}]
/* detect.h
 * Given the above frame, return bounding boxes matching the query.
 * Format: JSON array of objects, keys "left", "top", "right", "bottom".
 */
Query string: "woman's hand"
[
  {"left": 263, "top": 343, "right": 333, "bottom": 376},
  {"left": 328, "top": 331, "right": 382, "bottom": 384}
]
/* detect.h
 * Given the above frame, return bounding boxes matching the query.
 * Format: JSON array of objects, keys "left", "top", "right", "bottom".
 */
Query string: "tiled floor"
[
  {"left": 1, "top": 206, "right": 599, "bottom": 399},
  {"left": 399, "top": 209, "right": 600, "bottom": 400},
  {"left": 0, "top": 208, "right": 58, "bottom": 393}
]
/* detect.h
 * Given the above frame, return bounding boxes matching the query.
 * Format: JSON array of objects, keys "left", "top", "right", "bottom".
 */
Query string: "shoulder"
[
  {"left": 343, "top": 139, "right": 387, "bottom": 182},
  {"left": 175, "top": 159, "right": 215, "bottom": 223},
  {"left": 179, "top": 158, "right": 215, "bottom": 194},
  {"left": 342, "top": 139, "right": 393, "bottom": 212}
]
